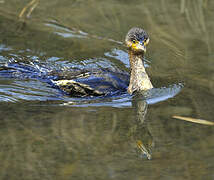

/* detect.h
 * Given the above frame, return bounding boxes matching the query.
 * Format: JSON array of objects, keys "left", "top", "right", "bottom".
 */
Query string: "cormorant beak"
[
  {"left": 138, "top": 38, "right": 149, "bottom": 52},
  {"left": 131, "top": 38, "right": 149, "bottom": 53}
]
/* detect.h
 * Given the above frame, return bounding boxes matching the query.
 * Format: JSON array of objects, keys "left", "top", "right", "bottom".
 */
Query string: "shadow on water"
[{"left": 0, "top": 0, "right": 214, "bottom": 179}]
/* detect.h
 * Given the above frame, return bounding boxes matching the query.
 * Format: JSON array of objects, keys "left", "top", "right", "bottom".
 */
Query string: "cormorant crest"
[{"left": 125, "top": 27, "right": 149, "bottom": 43}]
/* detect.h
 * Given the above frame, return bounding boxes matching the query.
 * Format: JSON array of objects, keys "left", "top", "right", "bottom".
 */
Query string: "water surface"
[{"left": 0, "top": 0, "right": 214, "bottom": 179}]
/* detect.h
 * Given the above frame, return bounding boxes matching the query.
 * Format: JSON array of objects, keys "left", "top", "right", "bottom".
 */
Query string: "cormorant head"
[{"left": 125, "top": 27, "right": 149, "bottom": 53}]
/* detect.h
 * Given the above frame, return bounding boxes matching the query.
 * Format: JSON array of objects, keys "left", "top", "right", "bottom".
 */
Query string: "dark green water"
[{"left": 0, "top": 0, "right": 214, "bottom": 179}]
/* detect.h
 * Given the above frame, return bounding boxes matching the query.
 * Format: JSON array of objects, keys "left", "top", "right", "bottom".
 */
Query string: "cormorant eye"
[{"left": 132, "top": 40, "right": 136, "bottom": 43}]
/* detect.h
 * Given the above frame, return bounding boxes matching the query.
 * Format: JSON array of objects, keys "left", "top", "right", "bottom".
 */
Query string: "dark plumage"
[
  {"left": 52, "top": 27, "right": 153, "bottom": 96},
  {"left": 125, "top": 27, "right": 149, "bottom": 44},
  {"left": 0, "top": 27, "right": 153, "bottom": 97}
]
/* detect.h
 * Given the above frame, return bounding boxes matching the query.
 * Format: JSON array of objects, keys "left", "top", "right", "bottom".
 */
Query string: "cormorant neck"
[{"left": 128, "top": 50, "right": 153, "bottom": 94}]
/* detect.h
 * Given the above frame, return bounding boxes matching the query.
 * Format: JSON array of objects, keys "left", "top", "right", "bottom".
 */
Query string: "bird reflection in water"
[{"left": 130, "top": 93, "right": 153, "bottom": 160}]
